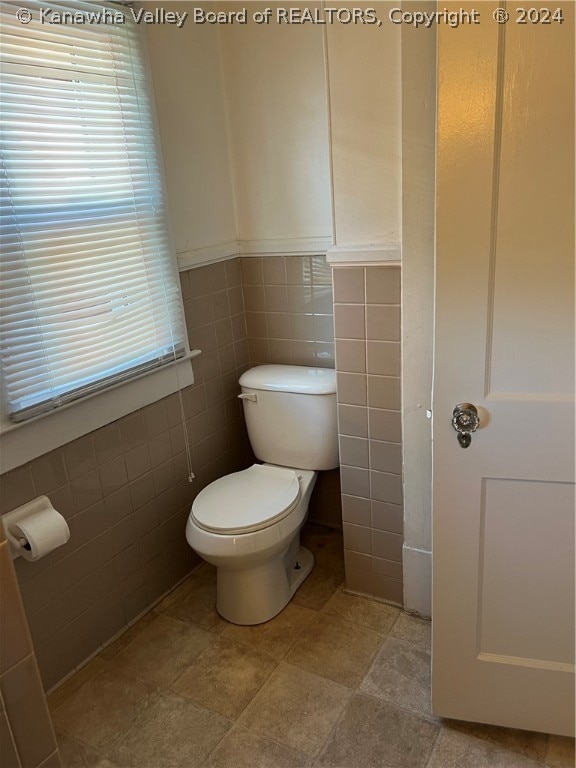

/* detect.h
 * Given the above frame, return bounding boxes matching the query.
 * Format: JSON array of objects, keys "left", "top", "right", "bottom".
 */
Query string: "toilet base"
[
  {"left": 216, "top": 543, "right": 314, "bottom": 625},
  {"left": 288, "top": 545, "right": 314, "bottom": 597}
]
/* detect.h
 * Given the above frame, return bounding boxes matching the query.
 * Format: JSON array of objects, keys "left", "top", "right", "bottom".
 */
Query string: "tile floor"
[{"left": 49, "top": 525, "right": 575, "bottom": 768}]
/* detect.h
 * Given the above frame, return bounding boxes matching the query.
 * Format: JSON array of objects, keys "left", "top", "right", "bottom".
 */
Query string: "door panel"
[
  {"left": 432, "top": 2, "right": 575, "bottom": 736},
  {"left": 479, "top": 478, "right": 575, "bottom": 663},
  {"left": 489, "top": 14, "right": 574, "bottom": 397}
]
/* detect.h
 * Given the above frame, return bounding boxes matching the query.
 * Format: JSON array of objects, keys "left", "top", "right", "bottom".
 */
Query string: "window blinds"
[{"left": 0, "top": 0, "right": 185, "bottom": 422}]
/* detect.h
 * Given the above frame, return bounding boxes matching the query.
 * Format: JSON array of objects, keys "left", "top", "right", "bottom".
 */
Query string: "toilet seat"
[{"left": 191, "top": 464, "right": 301, "bottom": 535}]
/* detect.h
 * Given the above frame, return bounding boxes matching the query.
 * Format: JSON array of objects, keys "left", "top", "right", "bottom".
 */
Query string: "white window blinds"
[{"left": 0, "top": 0, "right": 186, "bottom": 423}]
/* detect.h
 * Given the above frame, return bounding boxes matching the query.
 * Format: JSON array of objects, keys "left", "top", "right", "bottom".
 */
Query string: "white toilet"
[{"left": 185, "top": 364, "right": 339, "bottom": 625}]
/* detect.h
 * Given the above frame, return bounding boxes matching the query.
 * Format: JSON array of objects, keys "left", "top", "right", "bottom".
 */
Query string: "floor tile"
[
  {"left": 158, "top": 568, "right": 228, "bottom": 634},
  {"left": 316, "top": 692, "right": 439, "bottom": 768},
  {"left": 37, "top": 750, "right": 63, "bottom": 768},
  {"left": 301, "top": 525, "right": 346, "bottom": 579},
  {"left": 221, "top": 603, "right": 317, "bottom": 660},
  {"left": 48, "top": 658, "right": 107, "bottom": 713},
  {"left": 172, "top": 637, "right": 277, "bottom": 719},
  {"left": 99, "top": 611, "right": 158, "bottom": 661},
  {"left": 292, "top": 526, "right": 345, "bottom": 611},
  {"left": 360, "top": 636, "right": 432, "bottom": 718},
  {"left": 322, "top": 588, "right": 400, "bottom": 635},
  {"left": 291, "top": 568, "right": 344, "bottom": 611},
  {"left": 546, "top": 735, "right": 576, "bottom": 767},
  {"left": 109, "top": 614, "right": 212, "bottom": 688},
  {"left": 155, "top": 564, "right": 214, "bottom": 612},
  {"left": 391, "top": 611, "right": 431, "bottom": 649},
  {"left": 428, "top": 720, "right": 548, "bottom": 768},
  {"left": 51, "top": 666, "right": 158, "bottom": 753},
  {"left": 47, "top": 524, "right": 560, "bottom": 768},
  {"left": 203, "top": 726, "right": 310, "bottom": 768},
  {"left": 56, "top": 732, "right": 116, "bottom": 767},
  {"left": 111, "top": 691, "right": 230, "bottom": 768},
  {"left": 286, "top": 613, "right": 381, "bottom": 687},
  {"left": 449, "top": 719, "right": 549, "bottom": 763},
  {"left": 238, "top": 662, "right": 351, "bottom": 757}
]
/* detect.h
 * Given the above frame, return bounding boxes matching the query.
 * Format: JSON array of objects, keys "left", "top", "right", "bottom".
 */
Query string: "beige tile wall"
[
  {"left": 241, "top": 255, "right": 342, "bottom": 530},
  {"left": 333, "top": 266, "right": 403, "bottom": 605},
  {"left": 0, "top": 256, "right": 345, "bottom": 692},
  {"left": 1, "top": 259, "right": 251, "bottom": 691},
  {"left": 242, "top": 255, "right": 335, "bottom": 369},
  {"left": 0, "top": 527, "right": 61, "bottom": 767}
]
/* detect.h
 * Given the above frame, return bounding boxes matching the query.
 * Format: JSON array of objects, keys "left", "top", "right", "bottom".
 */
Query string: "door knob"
[{"left": 452, "top": 403, "right": 480, "bottom": 448}]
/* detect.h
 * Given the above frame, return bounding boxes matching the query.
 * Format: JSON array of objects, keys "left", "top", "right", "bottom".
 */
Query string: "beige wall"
[
  {"left": 400, "top": 10, "right": 436, "bottom": 617},
  {"left": 145, "top": 3, "right": 237, "bottom": 257},
  {"left": 1, "top": 262, "right": 252, "bottom": 691},
  {"left": 241, "top": 255, "right": 334, "bottom": 370},
  {"left": 333, "top": 266, "right": 403, "bottom": 605},
  {"left": 0, "top": 526, "right": 61, "bottom": 767},
  {"left": 218, "top": 3, "right": 332, "bottom": 245},
  {"left": 147, "top": 3, "right": 333, "bottom": 256},
  {"left": 146, "top": 2, "right": 403, "bottom": 255},
  {"left": 324, "top": 5, "right": 404, "bottom": 603},
  {"left": 325, "top": 2, "right": 401, "bottom": 247}
]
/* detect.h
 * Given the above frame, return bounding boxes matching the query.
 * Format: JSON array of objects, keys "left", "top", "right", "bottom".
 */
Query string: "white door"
[{"left": 432, "top": 2, "right": 575, "bottom": 736}]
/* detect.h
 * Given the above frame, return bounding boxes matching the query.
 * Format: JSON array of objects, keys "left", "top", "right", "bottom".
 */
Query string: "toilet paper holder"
[{"left": 1, "top": 495, "right": 69, "bottom": 560}]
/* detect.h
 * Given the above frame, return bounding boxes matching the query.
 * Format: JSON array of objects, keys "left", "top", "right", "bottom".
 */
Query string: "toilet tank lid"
[{"left": 239, "top": 365, "right": 336, "bottom": 394}]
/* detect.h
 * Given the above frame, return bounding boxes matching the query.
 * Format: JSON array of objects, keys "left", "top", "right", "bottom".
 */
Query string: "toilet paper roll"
[{"left": 11, "top": 507, "right": 70, "bottom": 562}]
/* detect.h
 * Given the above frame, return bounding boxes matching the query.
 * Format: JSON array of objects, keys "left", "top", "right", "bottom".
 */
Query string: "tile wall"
[
  {"left": 333, "top": 266, "right": 403, "bottom": 605},
  {"left": 241, "top": 255, "right": 335, "bottom": 369},
  {"left": 0, "top": 256, "right": 345, "bottom": 694},
  {"left": 0, "top": 526, "right": 61, "bottom": 767},
  {"left": 241, "top": 255, "right": 341, "bottom": 530},
  {"left": 0, "top": 259, "right": 251, "bottom": 691}
]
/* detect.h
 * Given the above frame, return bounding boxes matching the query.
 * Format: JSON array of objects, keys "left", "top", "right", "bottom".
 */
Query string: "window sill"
[{"left": 0, "top": 351, "right": 200, "bottom": 474}]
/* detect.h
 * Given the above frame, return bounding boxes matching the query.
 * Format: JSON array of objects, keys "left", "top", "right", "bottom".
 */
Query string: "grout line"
[
  {"left": 37, "top": 748, "right": 60, "bottom": 768},
  {"left": 0, "top": 688, "right": 23, "bottom": 768},
  {"left": 424, "top": 720, "right": 445, "bottom": 768},
  {"left": 53, "top": 546, "right": 445, "bottom": 765},
  {"left": 46, "top": 564, "right": 203, "bottom": 697}
]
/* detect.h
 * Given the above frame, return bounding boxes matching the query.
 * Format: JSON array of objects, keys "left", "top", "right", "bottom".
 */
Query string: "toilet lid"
[{"left": 191, "top": 464, "right": 301, "bottom": 534}]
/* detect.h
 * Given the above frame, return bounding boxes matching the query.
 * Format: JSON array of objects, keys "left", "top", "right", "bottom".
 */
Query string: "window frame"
[{"left": 0, "top": 6, "right": 195, "bottom": 472}]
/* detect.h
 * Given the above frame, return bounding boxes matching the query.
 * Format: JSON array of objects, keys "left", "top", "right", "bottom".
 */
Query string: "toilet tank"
[{"left": 238, "top": 365, "right": 339, "bottom": 471}]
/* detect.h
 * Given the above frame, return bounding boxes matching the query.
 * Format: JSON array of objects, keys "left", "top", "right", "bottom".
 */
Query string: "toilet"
[{"left": 185, "top": 364, "right": 339, "bottom": 625}]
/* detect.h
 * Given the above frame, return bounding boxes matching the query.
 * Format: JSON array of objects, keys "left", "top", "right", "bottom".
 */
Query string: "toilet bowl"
[
  {"left": 186, "top": 463, "right": 317, "bottom": 625},
  {"left": 185, "top": 364, "right": 339, "bottom": 625}
]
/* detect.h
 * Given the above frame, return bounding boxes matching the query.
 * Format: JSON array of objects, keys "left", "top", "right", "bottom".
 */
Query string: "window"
[{"left": 0, "top": 0, "right": 186, "bottom": 424}]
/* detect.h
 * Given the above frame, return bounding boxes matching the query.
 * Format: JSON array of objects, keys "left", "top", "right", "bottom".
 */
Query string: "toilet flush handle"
[{"left": 238, "top": 392, "right": 257, "bottom": 402}]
